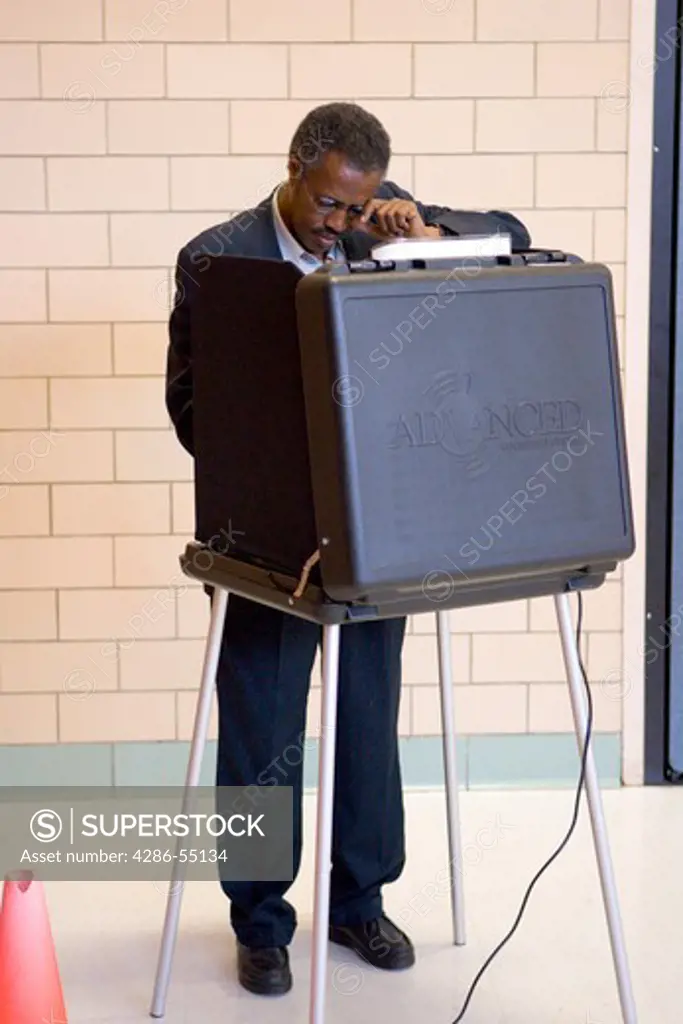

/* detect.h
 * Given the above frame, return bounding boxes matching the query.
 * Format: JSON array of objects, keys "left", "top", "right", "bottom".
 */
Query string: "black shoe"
[
  {"left": 236, "top": 942, "right": 292, "bottom": 995},
  {"left": 329, "top": 914, "right": 415, "bottom": 970}
]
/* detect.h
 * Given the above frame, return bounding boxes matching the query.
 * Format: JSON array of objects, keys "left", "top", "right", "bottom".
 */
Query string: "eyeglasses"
[
  {"left": 312, "top": 195, "right": 366, "bottom": 219},
  {"left": 302, "top": 178, "right": 366, "bottom": 221}
]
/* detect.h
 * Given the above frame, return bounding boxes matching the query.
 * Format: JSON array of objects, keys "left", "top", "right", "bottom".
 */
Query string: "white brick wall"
[{"left": 0, "top": 0, "right": 632, "bottom": 744}]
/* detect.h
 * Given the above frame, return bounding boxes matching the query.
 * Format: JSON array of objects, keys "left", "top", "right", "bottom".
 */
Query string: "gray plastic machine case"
[{"left": 191, "top": 249, "right": 634, "bottom": 615}]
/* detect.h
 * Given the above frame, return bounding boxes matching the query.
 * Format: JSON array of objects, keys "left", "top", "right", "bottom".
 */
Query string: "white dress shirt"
[{"left": 271, "top": 184, "right": 343, "bottom": 274}]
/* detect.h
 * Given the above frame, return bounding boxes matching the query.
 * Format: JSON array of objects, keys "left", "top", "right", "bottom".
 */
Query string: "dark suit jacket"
[{"left": 165, "top": 180, "right": 531, "bottom": 456}]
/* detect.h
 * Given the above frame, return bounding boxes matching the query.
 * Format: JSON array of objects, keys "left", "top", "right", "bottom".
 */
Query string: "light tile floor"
[{"left": 42, "top": 786, "right": 680, "bottom": 1023}]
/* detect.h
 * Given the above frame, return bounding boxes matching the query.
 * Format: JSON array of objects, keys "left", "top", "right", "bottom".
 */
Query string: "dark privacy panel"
[{"left": 192, "top": 252, "right": 634, "bottom": 615}]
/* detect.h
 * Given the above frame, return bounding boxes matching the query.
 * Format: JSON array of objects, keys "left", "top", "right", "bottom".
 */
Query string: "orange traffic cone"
[{"left": 0, "top": 870, "right": 68, "bottom": 1023}]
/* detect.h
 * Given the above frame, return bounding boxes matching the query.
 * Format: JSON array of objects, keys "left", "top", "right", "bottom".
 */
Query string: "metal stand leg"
[
  {"left": 309, "top": 623, "right": 341, "bottom": 1024},
  {"left": 149, "top": 586, "right": 230, "bottom": 1019},
  {"left": 436, "top": 610, "right": 467, "bottom": 946},
  {"left": 554, "top": 593, "right": 638, "bottom": 1024}
]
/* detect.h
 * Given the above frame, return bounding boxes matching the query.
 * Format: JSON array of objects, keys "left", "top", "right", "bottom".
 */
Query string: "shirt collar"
[{"left": 271, "top": 184, "right": 343, "bottom": 274}]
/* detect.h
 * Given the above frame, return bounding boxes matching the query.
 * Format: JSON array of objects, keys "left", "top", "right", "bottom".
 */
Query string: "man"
[{"left": 166, "top": 102, "right": 530, "bottom": 997}]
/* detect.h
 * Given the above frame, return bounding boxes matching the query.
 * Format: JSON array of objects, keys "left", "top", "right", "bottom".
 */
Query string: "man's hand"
[{"left": 353, "top": 198, "right": 441, "bottom": 240}]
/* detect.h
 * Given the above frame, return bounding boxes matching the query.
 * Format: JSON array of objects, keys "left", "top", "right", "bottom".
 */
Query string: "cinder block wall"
[{"left": 0, "top": 0, "right": 632, "bottom": 786}]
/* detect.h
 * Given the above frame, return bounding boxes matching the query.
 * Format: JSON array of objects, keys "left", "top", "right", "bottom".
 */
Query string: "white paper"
[{"left": 370, "top": 233, "right": 512, "bottom": 261}]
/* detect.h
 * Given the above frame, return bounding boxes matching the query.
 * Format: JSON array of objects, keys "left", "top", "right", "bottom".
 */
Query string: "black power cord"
[{"left": 450, "top": 590, "right": 593, "bottom": 1023}]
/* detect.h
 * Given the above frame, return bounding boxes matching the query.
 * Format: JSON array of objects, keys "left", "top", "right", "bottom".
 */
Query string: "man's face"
[{"left": 283, "top": 150, "right": 384, "bottom": 259}]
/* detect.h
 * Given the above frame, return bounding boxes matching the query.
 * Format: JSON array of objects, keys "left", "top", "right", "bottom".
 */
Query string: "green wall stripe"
[{"left": 0, "top": 734, "right": 621, "bottom": 789}]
